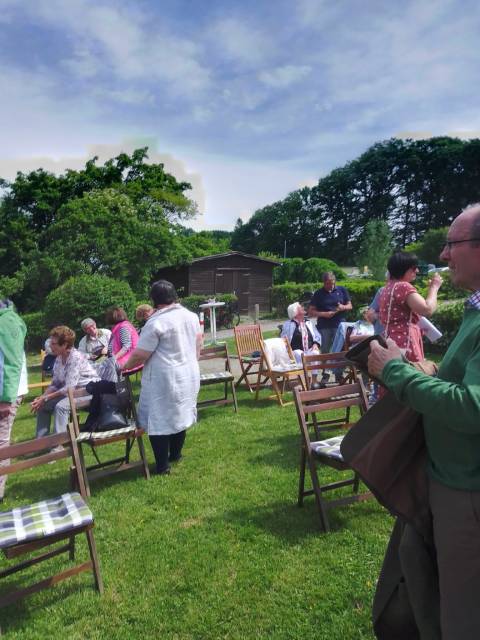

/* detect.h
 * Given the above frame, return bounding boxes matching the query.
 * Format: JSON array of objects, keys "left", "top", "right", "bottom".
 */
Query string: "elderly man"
[
  {"left": 309, "top": 272, "right": 352, "bottom": 353},
  {"left": 78, "top": 318, "right": 111, "bottom": 361},
  {"left": 368, "top": 204, "right": 480, "bottom": 640}
]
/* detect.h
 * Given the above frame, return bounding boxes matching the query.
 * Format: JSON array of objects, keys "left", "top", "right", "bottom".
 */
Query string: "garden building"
[{"left": 154, "top": 251, "right": 280, "bottom": 313}]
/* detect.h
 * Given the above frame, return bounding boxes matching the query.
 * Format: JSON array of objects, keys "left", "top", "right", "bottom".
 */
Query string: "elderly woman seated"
[
  {"left": 280, "top": 302, "right": 322, "bottom": 363},
  {"left": 31, "top": 325, "right": 100, "bottom": 438}
]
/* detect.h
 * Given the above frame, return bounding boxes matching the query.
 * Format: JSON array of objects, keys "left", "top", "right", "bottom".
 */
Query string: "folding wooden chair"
[
  {"left": 233, "top": 324, "right": 268, "bottom": 392},
  {"left": 255, "top": 337, "right": 305, "bottom": 407},
  {"left": 68, "top": 373, "right": 150, "bottom": 497},
  {"left": 293, "top": 382, "right": 372, "bottom": 532},
  {"left": 302, "top": 351, "right": 357, "bottom": 390},
  {"left": 198, "top": 344, "right": 238, "bottom": 412},
  {"left": 0, "top": 424, "right": 103, "bottom": 616}
]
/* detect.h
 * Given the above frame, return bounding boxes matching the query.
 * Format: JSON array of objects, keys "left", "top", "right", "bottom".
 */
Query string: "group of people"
[
  {"left": 2, "top": 203, "right": 480, "bottom": 637},
  {"left": 280, "top": 254, "right": 443, "bottom": 392}
]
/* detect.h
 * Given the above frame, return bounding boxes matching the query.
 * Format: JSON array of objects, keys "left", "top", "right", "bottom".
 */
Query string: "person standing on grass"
[
  {"left": 122, "top": 280, "right": 203, "bottom": 475},
  {"left": 368, "top": 203, "right": 480, "bottom": 640},
  {"left": 0, "top": 299, "right": 28, "bottom": 502},
  {"left": 308, "top": 271, "right": 352, "bottom": 382}
]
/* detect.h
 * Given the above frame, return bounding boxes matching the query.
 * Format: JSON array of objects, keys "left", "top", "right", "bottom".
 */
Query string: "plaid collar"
[{"left": 466, "top": 290, "right": 480, "bottom": 310}]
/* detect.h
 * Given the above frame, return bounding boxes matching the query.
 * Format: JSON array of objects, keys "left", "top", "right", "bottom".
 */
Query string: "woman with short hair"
[
  {"left": 105, "top": 306, "right": 139, "bottom": 368},
  {"left": 122, "top": 280, "right": 203, "bottom": 475},
  {"left": 31, "top": 325, "right": 99, "bottom": 437},
  {"left": 379, "top": 252, "right": 442, "bottom": 363}
]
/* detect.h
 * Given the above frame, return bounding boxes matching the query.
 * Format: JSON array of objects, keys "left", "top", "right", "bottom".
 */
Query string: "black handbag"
[{"left": 93, "top": 393, "right": 130, "bottom": 432}]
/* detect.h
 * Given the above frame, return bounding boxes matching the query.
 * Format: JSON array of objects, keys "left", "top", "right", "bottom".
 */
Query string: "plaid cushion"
[
  {"left": 311, "top": 435, "right": 344, "bottom": 461},
  {"left": 200, "top": 372, "right": 234, "bottom": 381},
  {"left": 0, "top": 492, "right": 93, "bottom": 549},
  {"left": 77, "top": 426, "right": 137, "bottom": 442}
]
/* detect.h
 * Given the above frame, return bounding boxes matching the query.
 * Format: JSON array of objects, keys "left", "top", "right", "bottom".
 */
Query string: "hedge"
[
  {"left": 430, "top": 301, "right": 465, "bottom": 352},
  {"left": 22, "top": 311, "right": 47, "bottom": 351},
  {"left": 44, "top": 275, "right": 137, "bottom": 335},
  {"left": 181, "top": 293, "right": 237, "bottom": 314},
  {"left": 273, "top": 258, "right": 346, "bottom": 284},
  {"left": 271, "top": 280, "right": 384, "bottom": 317}
]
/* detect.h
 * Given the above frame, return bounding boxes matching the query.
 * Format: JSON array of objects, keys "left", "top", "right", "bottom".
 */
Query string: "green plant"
[
  {"left": 21, "top": 311, "right": 47, "bottom": 351},
  {"left": 44, "top": 274, "right": 136, "bottom": 333},
  {"left": 273, "top": 258, "right": 346, "bottom": 284},
  {"left": 430, "top": 301, "right": 465, "bottom": 352},
  {"left": 356, "top": 220, "right": 392, "bottom": 280}
]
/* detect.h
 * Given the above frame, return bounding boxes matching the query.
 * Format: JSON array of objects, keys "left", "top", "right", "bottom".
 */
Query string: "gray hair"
[
  {"left": 80, "top": 318, "right": 96, "bottom": 330},
  {"left": 322, "top": 271, "right": 336, "bottom": 282}
]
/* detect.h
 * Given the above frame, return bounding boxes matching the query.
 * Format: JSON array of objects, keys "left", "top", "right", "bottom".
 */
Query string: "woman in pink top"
[
  {"left": 379, "top": 252, "right": 442, "bottom": 362},
  {"left": 105, "top": 306, "right": 139, "bottom": 368}
]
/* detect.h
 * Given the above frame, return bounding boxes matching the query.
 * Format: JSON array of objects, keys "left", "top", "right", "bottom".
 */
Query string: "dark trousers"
[
  {"left": 429, "top": 478, "right": 480, "bottom": 640},
  {"left": 149, "top": 431, "right": 186, "bottom": 473}
]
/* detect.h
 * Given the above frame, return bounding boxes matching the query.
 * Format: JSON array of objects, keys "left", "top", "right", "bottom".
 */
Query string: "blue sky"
[{"left": 1, "top": 0, "right": 479, "bottom": 229}]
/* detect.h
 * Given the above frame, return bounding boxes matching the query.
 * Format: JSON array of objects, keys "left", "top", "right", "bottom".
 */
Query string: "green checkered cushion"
[
  {"left": 311, "top": 436, "right": 344, "bottom": 461},
  {"left": 200, "top": 371, "right": 234, "bottom": 382},
  {"left": 77, "top": 425, "right": 137, "bottom": 442},
  {"left": 0, "top": 492, "right": 93, "bottom": 549}
]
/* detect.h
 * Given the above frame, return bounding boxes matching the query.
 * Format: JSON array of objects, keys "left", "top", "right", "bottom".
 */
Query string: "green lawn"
[{"left": 1, "top": 362, "right": 393, "bottom": 639}]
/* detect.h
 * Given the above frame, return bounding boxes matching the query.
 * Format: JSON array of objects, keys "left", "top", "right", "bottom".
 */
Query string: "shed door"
[{"left": 215, "top": 270, "right": 250, "bottom": 313}]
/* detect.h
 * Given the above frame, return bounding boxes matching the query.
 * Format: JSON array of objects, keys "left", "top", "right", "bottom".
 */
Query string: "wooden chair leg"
[
  {"left": 271, "top": 376, "right": 284, "bottom": 406},
  {"left": 231, "top": 380, "right": 238, "bottom": 413},
  {"left": 77, "top": 443, "right": 91, "bottom": 499},
  {"left": 255, "top": 367, "right": 264, "bottom": 401},
  {"left": 137, "top": 435, "right": 151, "bottom": 480},
  {"left": 85, "top": 529, "right": 104, "bottom": 594},
  {"left": 69, "top": 535, "right": 75, "bottom": 561},
  {"left": 307, "top": 457, "right": 329, "bottom": 532},
  {"left": 353, "top": 472, "right": 360, "bottom": 493},
  {"left": 298, "top": 446, "right": 306, "bottom": 506}
]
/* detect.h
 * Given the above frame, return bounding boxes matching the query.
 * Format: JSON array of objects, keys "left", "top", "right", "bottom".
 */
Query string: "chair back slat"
[
  {"left": 0, "top": 432, "right": 69, "bottom": 462},
  {"left": 303, "top": 397, "right": 362, "bottom": 414},
  {"left": 199, "top": 344, "right": 228, "bottom": 360},
  {"left": 297, "top": 382, "right": 360, "bottom": 402},
  {"left": 233, "top": 325, "right": 263, "bottom": 356}
]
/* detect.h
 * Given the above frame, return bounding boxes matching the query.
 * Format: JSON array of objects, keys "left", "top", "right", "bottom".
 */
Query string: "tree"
[
  {"left": 357, "top": 220, "right": 393, "bottom": 280},
  {"left": 405, "top": 227, "right": 448, "bottom": 264}
]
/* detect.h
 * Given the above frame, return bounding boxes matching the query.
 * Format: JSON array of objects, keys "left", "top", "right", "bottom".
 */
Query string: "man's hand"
[
  {"left": 368, "top": 338, "right": 403, "bottom": 378},
  {"left": 0, "top": 402, "right": 12, "bottom": 418}
]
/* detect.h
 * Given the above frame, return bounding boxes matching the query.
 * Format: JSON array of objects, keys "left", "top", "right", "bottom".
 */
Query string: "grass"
[{"left": 0, "top": 358, "right": 393, "bottom": 639}]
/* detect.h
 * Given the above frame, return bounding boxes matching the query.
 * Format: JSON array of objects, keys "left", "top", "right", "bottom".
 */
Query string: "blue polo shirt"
[{"left": 311, "top": 285, "right": 351, "bottom": 329}]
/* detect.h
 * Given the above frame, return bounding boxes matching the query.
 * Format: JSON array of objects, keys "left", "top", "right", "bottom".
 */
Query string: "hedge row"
[
  {"left": 273, "top": 258, "right": 346, "bottom": 284},
  {"left": 181, "top": 293, "right": 237, "bottom": 314},
  {"left": 429, "top": 301, "right": 465, "bottom": 352},
  {"left": 271, "top": 280, "right": 384, "bottom": 317}
]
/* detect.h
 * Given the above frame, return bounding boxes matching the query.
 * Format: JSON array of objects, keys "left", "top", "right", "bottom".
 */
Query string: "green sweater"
[
  {"left": 383, "top": 308, "right": 480, "bottom": 491},
  {"left": 0, "top": 306, "right": 27, "bottom": 403}
]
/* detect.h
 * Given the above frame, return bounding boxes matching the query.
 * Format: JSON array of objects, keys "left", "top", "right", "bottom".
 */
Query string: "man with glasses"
[{"left": 368, "top": 203, "right": 480, "bottom": 639}]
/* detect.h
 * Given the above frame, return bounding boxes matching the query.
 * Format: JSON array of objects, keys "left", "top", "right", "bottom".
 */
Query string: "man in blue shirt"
[{"left": 308, "top": 272, "right": 352, "bottom": 353}]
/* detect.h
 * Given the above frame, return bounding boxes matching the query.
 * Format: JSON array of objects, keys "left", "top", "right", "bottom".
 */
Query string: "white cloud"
[
  {"left": 209, "top": 17, "right": 274, "bottom": 68},
  {"left": 259, "top": 64, "right": 311, "bottom": 89}
]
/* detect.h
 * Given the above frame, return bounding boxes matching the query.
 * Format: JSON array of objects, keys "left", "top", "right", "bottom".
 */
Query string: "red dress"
[{"left": 379, "top": 280, "right": 424, "bottom": 363}]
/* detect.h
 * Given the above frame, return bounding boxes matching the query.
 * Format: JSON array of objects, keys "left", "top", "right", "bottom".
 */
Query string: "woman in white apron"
[{"left": 122, "top": 280, "right": 203, "bottom": 475}]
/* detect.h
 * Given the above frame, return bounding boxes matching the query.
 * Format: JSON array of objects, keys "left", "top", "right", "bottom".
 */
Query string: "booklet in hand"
[{"left": 345, "top": 334, "right": 388, "bottom": 383}]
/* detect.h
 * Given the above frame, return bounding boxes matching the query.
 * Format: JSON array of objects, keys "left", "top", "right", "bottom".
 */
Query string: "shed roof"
[{"left": 189, "top": 251, "right": 281, "bottom": 266}]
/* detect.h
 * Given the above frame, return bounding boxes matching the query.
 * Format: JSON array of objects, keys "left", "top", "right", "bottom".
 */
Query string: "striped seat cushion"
[
  {"left": 0, "top": 492, "right": 93, "bottom": 549},
  {"left": 311, "top": 435, "right": 344, "bottom": 461},
  {"left": 200, "top": 371, "right": 234, "bottom": 382},
  {"left": 77, "top": 426, "right": 138, "bottom": 442}
]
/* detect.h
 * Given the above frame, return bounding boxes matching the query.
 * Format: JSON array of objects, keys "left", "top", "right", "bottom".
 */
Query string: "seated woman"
[
  {"left": 31, "top": 326, "right": 100, "bottom": 437},
  {"left": 281, "top": 302, "right": 322, "bottom": 363},
  {"left": 105, "top": 306, "right": 139, "bottom": 368}
]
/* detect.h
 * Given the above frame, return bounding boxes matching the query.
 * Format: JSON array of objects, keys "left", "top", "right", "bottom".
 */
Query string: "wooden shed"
[{"left": 154, "top": 252, "right": 280, "bottom": 313}]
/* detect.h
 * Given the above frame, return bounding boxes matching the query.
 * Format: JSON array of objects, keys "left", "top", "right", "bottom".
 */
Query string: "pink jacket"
[{"left": 111, "top": 320, "right": 139, "bottom": 367}]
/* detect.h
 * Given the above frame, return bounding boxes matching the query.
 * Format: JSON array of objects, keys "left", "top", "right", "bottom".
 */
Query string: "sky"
[{"left": 1, "top": 0, "right": 479, "bottom": 230}]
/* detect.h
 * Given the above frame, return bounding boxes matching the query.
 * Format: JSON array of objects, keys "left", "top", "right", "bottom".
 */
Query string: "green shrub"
[
  {"left": 430, "top": 301, "right": 465, "bottom": 352},
  {"left": 273, "top": 258, "right": 346, "bottom": 284},
  {"left": 271, "top": 280, "right": 383, "bottom": 317},
  {"left": 44, "top": 275, "right": 136, "bottom": 334},
  {"left": 22, "top": 311, "right": 47, "bottom": 351}
]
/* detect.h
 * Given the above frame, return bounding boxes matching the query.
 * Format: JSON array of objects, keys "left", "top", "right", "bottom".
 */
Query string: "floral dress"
[{"left": 379, "top": 280, "right": 424, "bottom": 363}]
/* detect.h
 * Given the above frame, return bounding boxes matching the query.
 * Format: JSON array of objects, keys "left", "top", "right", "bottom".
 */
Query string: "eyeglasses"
[{"left": 445, "top": 238, "right": 480, "bottom": 249}]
